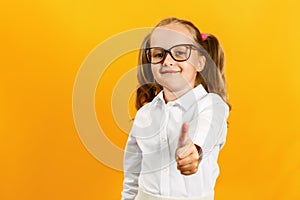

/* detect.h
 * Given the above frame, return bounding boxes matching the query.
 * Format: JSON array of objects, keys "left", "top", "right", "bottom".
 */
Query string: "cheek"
[
  {"left": 182, "top": 62, "right": 197, "bottom": 74},
  {"left": 151, "top": 65, "right": 161, "bottom": 79},
  {"left": 151, "top": 65, "right": 157, "bottom": 74},
  {"left": 182, "top": 64, "right": 198, "bottom": 82},
  {"left": 188, "top": 51, "right": 202, "bottom": 67}
]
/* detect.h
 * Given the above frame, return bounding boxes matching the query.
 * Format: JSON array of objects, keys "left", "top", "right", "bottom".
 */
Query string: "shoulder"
[
  {"left": 195, "top": 93, "right": 229, "bottom": 116},
  {"left": 130, "top": 99, "right": 164, "bottom": 137},
  {"left": 132, "top": 100, "right": 158, "bottom": 128},
  {"left": 135, "top": 101, "right": 154, "bottom": 116},
  {"left": 199, "top": 93, "right": 228, "bottom": 106},
  {"left": 192, "top": 84, "right": 228, "bottom": 110}
]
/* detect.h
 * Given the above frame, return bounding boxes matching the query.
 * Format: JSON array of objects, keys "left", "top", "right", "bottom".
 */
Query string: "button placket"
[{"left": 160, "top": 103, "right": 171, "bottom": 196}]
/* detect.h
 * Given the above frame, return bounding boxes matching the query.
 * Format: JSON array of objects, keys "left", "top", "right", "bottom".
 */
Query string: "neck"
[{"left": 163, "top": 86, "right": 193, "bottom": 103}]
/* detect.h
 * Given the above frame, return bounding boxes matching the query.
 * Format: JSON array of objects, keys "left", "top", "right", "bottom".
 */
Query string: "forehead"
[{"left": 150, "top": 24, "right": 195, "bottom": 48}]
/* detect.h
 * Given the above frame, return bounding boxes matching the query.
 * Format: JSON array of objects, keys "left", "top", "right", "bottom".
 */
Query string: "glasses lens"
[
  {"left": 171, "top": 45, "right": 190, "bottom": 61},
  {"left": 146, "top": 45, "right": 192, "bottom": 64},
  {"left": 148, "top": 48, "right": 165, "bottom": 63}
]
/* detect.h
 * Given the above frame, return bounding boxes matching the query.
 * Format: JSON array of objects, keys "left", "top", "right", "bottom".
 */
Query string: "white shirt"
[{"left": 122, "top": 84, "right": 229, "bottom": 200}]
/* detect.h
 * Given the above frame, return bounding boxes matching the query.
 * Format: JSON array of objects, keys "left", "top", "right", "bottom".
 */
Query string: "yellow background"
[{"left": 1, "top": 0, "right": 300, "bottom": 199}]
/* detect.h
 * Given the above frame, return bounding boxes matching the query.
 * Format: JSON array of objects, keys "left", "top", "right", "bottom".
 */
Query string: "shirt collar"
[
  {"left": 151, "top": 89, "right": 165, "bottom": 106},
  {"left": 151, "top": 84, "right": 208, "bottom": 111}
]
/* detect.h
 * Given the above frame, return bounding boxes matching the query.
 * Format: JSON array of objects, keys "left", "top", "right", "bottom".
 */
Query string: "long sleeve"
[
  {"left": 121, "top": 133, "right": 142, "bottom": 200},
  {"left": 189, "top": 94, "right": 229, "bottom": 156},
  {"left": 121, "top": 86, "right": 228, "bottom": 198}
]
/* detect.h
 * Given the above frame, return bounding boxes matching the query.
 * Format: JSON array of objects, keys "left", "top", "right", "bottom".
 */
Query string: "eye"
[
  {"left": 153, "top": 52, "right": 164, "bottom": 58},
  {"left": 172, "top": 45, "right": 189, "bottom": 58},
  {"left": 174, "top": 50, "right": 187, "bottom": 56},
  {"left": 151, "top": 49, "right": 164, "bottom": 58}
]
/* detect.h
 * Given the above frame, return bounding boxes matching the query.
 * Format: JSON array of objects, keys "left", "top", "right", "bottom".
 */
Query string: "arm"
[
  {"left": 121, "top": 134, "right": 142, "bottom": 200},
  {"left": 190, "top": 100, "right": 229, "bottom": 156},
  {"left": 176, "top": 97, "right": 229, "bottom": 175}
]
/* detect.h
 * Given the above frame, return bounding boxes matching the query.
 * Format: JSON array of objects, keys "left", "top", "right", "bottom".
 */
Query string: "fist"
[{"left": 175, "top": 122, "right": 202, "bottom": 175}]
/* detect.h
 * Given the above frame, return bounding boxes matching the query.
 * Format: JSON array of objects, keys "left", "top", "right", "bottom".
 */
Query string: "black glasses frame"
[{"left": 145, "top": 44, "right": 200, "bottom": 64}]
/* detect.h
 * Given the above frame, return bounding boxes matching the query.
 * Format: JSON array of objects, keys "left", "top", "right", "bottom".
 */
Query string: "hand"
[{"left": 175, "top": 122, "right": 202, "bottom": 175}]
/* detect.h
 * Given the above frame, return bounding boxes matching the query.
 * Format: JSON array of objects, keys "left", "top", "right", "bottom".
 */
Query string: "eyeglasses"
[{"left": 145, "top": 44, "right": 200, "bottom": 64}]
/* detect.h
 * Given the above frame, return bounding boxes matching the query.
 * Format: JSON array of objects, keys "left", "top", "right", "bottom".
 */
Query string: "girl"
[{"left": 122, "top": 18, "right": 230, "bottom": 200}]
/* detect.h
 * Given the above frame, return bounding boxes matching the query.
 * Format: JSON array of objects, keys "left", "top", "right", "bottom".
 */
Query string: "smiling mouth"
[{"left": 161, "top": 70, "right": 180, "bottom": 74}]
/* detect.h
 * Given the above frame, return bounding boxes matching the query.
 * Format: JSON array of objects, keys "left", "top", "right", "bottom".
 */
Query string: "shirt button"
[{"left": 162, "top": 137, "right": 167, "bottom": 142}]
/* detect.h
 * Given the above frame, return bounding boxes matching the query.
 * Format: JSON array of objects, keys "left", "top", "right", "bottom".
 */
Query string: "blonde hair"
[{"left": 136, "top": 17, "right": 230, "bottom": 110}]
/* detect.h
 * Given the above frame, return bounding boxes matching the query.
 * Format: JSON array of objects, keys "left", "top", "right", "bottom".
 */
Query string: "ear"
[{"left": 196, "top": 56, "right": 206, "bottom": 72}]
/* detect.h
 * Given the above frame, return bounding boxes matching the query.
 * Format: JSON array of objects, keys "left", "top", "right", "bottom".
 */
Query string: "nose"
[{"left": 163, "top": 52, "right": 175, "bottom": 66}]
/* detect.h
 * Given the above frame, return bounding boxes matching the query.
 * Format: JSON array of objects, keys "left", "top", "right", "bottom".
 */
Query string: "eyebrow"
[{"left": 149, "top": 43, "right": 196, "bottom": 48}]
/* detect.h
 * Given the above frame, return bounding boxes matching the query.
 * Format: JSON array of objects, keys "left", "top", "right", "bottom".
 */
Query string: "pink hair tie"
[{"left": 201, "top": 33, "right": 207, "bottom": 41}]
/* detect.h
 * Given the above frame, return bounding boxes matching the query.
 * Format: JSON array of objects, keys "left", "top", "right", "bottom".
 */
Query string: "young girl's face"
[{"left": 149, "top": 23, "right": 205, "bottom": 95}]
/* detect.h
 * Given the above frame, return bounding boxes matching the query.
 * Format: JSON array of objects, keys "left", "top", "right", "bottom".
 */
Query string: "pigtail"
[
  {"left": 200, "top": 34, "right": 231, "bottom": 110},
  {"left": 202, "top": 34, "right": 225, "bottom": 85}
]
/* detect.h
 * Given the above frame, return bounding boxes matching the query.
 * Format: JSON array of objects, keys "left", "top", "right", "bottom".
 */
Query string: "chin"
[{"left": 161, "top": 81, "right": 192, "bottom": 93}]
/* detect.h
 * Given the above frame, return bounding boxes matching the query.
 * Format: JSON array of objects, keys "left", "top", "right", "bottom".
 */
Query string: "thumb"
[{"left": 177, "top": 122, "right": 190, "bottom": 148}]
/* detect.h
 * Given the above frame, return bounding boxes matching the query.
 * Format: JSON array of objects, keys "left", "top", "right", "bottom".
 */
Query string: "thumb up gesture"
[{"left": 175, "top": 122, "right": 202, "bottom": 175}]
